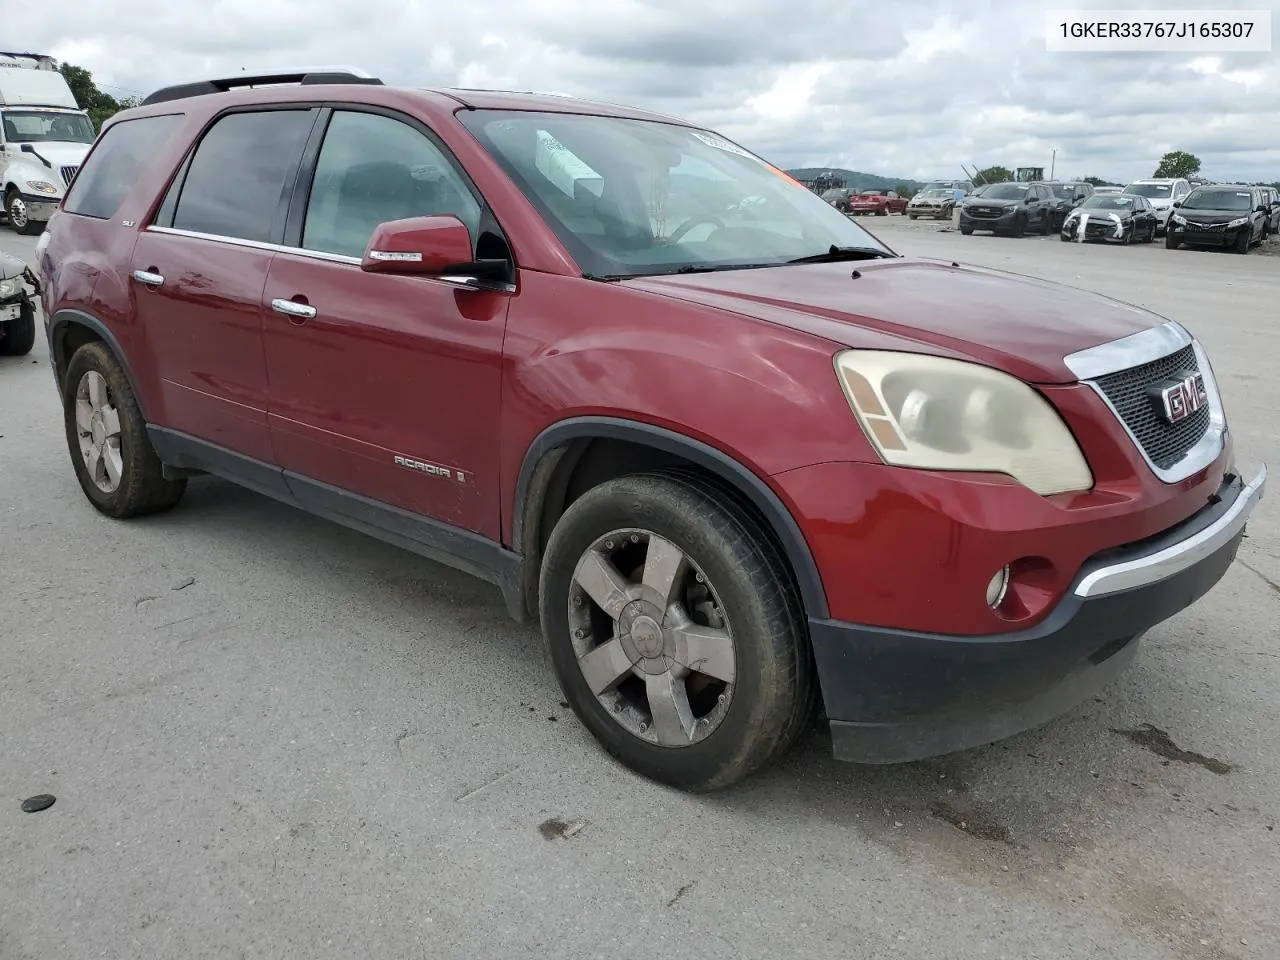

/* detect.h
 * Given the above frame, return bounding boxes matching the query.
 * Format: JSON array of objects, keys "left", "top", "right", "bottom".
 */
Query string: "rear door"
[
  {"left": 131, "top": 107, "right": 318, "bottom": 461},
  {"left": 261, "top": 107, "right": 511, "bottom": 539}
]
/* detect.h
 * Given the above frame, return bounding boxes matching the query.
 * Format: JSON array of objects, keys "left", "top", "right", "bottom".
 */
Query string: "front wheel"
[
  {"left": 1166, "top": 234, "right": 1180, "bottom": 249},
  {"left": 4, "top": 189, "right": 43, "bottom": 236},
  {"left": 539, "top": 472, "right": 814, "bottom": 792},
  {"left": 1234, "top": 230, "right": 1250, "bottom": 254},
  {"left": 960, "top": 225, "right": 974, "bottom": 235},
  {"left": 62, "top": 341, "right": 187, "bottom": 518}
]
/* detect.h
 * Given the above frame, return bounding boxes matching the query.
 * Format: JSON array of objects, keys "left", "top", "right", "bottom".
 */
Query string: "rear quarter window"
[{"left": 62, "top": 113, "right": 184, "bottom": 220}]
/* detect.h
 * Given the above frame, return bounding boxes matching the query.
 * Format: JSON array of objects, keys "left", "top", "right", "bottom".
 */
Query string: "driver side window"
[{"left": 301, "top": 111, "right": 483, "bottom": 259}]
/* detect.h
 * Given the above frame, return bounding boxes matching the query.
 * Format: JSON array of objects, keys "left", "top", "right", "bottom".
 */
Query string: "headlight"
[
  {"left": 0, "top": 278, "right": 20, "bottom": 298},
  {"left": 1172, "top": 214, "right": 1187, "bottom": 225},
  {"left": 24, "top": 181, "right": 59, "bottom": 195},
  {"left": 1227, "top": 217, "right": 1248, "bottom": 228},
  {"left": 833, "top": 350, "right": 1094, "bottom": 496}
]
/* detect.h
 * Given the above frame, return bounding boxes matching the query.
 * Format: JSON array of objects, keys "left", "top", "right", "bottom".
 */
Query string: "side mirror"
[
  {"left": 359, "top": 215, "right": 508, "bottom": 286},
  {"left": 1172, "top": 201, "right": 1181, "bottom": 208},
  {"left": 20, "top": 143, "right": 35, "bottom": 153},
  {"left": 1258, "top": 205, "right": 1269, "bottom": 213}
]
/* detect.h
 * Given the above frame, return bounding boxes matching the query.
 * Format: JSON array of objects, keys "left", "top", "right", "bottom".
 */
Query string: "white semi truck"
[{"left": 1, "top": 52, "right": 95, "bottom": 234}]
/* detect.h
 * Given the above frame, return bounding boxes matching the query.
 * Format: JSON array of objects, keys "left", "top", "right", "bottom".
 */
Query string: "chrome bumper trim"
[{"left": 1074, "top": 464, "right": 1267, "bottom": 598}]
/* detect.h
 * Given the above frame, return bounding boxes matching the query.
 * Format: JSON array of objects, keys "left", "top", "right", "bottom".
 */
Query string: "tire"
[
  {"left": 1166, "top": 234, "right": 1180, "bottom": 250},
  {"left": 0, "top": 299, "right": 36, "bottom": 356},
  {"left": 907, "top": 214, "right": 916, "bottom": 220},
  {"left": 539, "top": 471, "right": 814, "bottom": 792},
  {"left": 62, "top": 341, "right": 186, "bottom": 518},
  {"left": 5, "top": 189, "right": 43, "bottom": 236},
  {"left": 1041, "top": 214, "right": 1052, "bottom": 236},
  {"left": 1234, "top": 230, "right": 1249, "bottom": 254},
  {"left": 960, "top": 225, "right": 973, "bottom": 235}
]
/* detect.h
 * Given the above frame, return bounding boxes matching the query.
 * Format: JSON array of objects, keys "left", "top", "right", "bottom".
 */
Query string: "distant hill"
[{"left": 787, "top": 167, "right": 926, "bottom": 191}]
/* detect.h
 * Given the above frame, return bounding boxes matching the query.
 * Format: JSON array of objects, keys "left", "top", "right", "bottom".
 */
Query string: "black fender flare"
[
  {"left": 47, "top": 309, "right": 148, "bottom": 418},
  {"left": 511, "top": 416, "right": 830, "bottom": 620}
]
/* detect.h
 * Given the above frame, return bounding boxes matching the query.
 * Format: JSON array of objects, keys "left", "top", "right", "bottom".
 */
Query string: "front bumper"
[
  {"left": 808, "top": 465, "right": 1266, "bottom": 764},
  {"left": 959, "top": 209, "right": 1018, "bottom": 231},
  {"left": 1061, "top": 217, "right": 1132, "bottom": 242},
  {"left": 1169, "top": 222, "right": 1250, "bottom": 248},
  {"left": 17, "top": 192, "right": 60, "bottom": 223},
  {"left": 908, "top": 204, "right": 951, "bottom": 218}
]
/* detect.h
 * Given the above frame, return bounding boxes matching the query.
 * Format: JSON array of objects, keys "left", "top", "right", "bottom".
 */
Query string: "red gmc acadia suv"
[{"left": 36, "top": 70, "right": 1266, "bottom": 791}]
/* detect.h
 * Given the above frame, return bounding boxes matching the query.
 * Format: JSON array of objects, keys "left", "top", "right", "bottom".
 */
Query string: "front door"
[
  {"left": 132, "top": 107, "right": 318, "bottom": 463},
  {"left": 262, "top": 108, "right": 510, "bottom": 539}
]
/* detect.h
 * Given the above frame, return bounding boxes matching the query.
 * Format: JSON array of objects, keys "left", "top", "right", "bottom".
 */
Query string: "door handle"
[
  {"left": 132, "top": 270, "right": 164, "bottom": 286},
  {"left": 271, "top": 298, "right": 317, "bottom": 320}
]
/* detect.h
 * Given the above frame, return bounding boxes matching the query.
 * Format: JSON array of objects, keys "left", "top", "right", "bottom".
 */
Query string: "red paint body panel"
[
  {"left": 773, "top": 424, "right": 1233, "bottom": 635},
  {"left": 622, "top": 259, "right": 1162, "bottom": 384},
  {"left": 496, "top": 271, "right": 867, "bottom": 544},
  {"left": 262, "top": 253, "right": 508, "bottom": 537},
  {"left": 129, "top": 231, "right": 274, "bottom": 461}
]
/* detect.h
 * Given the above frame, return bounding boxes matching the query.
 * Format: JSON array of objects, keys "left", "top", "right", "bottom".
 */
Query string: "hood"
[
  {"left": 1070, "top": 206, "right": 1133, "bottom": 220},
  {"left": 0, "top": 251, "right": 28, "bottom": 281},
  {"left": 9, "top": 141, "right": 90, "bottom": 169},
  {"left": 967, "top": 197, "right": 1018, "bottom": 208},
  {"left": 620, "top": 258, "right": 1168, "bottom": 384},
  {"left": 1145, "top": 197, "right": 1173, "bottom": 208}
]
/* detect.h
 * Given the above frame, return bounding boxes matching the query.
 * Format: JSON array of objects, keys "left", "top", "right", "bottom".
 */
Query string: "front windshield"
[
  {"left": 1080, "top": 196, "right": 1135, "bottom": 211},
  {"left": 982, "top": 183, "right": 1027, "bottom": 200},
  {"left": 1, "top": 110, "right": 96, "bottom": 144},
  {"left": 917, "top": 188, "right": 950, "bottom": 198},
  {"left": 1182, "top": 189, "right": 1253, "bottom": 211},
  {"left": 458, "top": 110, "right": 893, "bottom": 277},
  {"left": 1126, "top": 182, "right": 1173, "bottom": 198}
]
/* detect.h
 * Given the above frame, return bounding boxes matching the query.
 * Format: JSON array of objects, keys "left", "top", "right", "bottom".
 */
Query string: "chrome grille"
[
  {"left": 60, "top": 164, "right": 79, "bottom": 186},
  {"left": 1093, "top": 344, "right": 1211, "bottom": 470}
]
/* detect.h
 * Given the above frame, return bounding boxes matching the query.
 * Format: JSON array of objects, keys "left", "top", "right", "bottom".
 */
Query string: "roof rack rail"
[{"left": 141, "top": 66, "right": 382, "bottom": 106}]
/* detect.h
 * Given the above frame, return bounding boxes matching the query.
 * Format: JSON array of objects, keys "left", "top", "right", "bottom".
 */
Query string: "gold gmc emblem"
[{"left": 1159, "top": 373, "right": 1208, "bottom": 424}]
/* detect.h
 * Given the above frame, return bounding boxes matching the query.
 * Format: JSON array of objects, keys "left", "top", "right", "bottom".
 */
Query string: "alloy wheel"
[
  {"left": 74, "top": 370, "right": 125, "bottom": 493},
  {"left": 567, "top": 529, "right": 736, "bottom": 747},
  {"left": 7, "top": 195, "right": 28, "bottom": 230}
]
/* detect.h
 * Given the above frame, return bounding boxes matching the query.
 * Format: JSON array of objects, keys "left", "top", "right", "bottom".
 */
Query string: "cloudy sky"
[{"left": 13, "top": 0, "right": 1280, "bottom": 184}]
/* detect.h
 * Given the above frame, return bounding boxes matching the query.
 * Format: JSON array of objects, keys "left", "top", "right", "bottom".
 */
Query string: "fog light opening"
[{"left": 986, "top": 566, "right": 1011, "bottom": 608}]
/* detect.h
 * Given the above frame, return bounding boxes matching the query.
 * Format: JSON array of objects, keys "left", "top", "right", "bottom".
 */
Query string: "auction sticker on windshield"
[{"left": 691, "top": 131, "right": 759, "bottom": 161}]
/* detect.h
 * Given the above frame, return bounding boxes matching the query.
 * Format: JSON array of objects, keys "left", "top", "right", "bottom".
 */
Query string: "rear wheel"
[
  {"left": 539, "top": 472, "right": 814, "bottom": 792},
  {"left": 62, "top": 341, "right": 187, "bottom": 518},
  {"left": 0, "top": 300, "right": 36, "bottom": 356}
]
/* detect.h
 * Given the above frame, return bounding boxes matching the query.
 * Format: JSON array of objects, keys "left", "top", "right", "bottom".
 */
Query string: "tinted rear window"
[
  {"left": 62, "top": 113, "right": 183, "bottom": 220},
  {"left": 170, "top": 110, "right": 315, "bottom": 243}
]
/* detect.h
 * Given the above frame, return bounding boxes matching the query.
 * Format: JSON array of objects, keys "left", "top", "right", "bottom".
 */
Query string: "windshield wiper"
[{"left": 786, "top": 245, "right": 896, "bottom": 264}]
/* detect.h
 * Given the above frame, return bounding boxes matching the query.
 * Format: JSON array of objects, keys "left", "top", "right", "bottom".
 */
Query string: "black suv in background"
[
  {"left": 1044, "top": 181, "right": 1094, "bottom": 229},
  {"left": 958, "top": 181, "right": 1055, "bottom": 236},
  {"left": 1167, "top": 184, "right": 1268, "bottom": 253}
]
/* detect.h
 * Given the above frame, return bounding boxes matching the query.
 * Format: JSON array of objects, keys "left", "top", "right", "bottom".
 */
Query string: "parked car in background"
[
  {"left": 849, "top": 189, "right": 907, "bottom": 216},
  {"left": 959, "top": 181, "right": 1055, "bottom": 236},
  {"left": 1257, "top": 185, "right": 1280, "bottom": 236},
  {"left": 1123, "top": 178, "right": 1191, "bottom": 235},
  {"left": 1167, "top": 184, "right": 1267, "bottom": 253},
  {"left": 36, "top": 70, "right": 1267, "bottom": 791},
  {"left": 821, "top": 187, "right": 854, "bottom": 213},
  {"left": 1044, "top": 181, "right": 1094, "bottom": 229},
  {"left": 906, "top": 187, "right": 957, "bottom": 219},
  {"left": 1060, "top": 193, "right": 1158, "bottom": 244},
  {"left": 0, "top": 250, "right": 37, "bottom": 355},
  {"left": 1091, "top": 186, "right": 1123, "bottom": 195},
  {"left": 919, "top": 179, "right": 974, "bottom": 204}
]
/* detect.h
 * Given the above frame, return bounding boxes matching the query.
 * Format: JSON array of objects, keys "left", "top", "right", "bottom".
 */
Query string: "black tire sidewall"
[
  {"left": 0, "top": 300, "right": 36, "bottom": 355},
  {"left": 540, "top": 475, "right": 803, "bottom": 790},
  {"left": 62, "top": 342, "right": 168, "bottom": 516}
]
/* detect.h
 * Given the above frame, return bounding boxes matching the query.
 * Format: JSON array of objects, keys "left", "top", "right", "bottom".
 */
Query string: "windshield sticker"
[
  {"left": 691, "top": 131, "right": 759, "bottom": 162},
  {"left": 535, "top": 129, "right": 604, "bottom": 198}
]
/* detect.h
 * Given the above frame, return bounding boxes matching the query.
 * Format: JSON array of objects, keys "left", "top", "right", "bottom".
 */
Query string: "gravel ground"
[{"left": 1, "top": 219, "right": 1277, "bottom": 960}]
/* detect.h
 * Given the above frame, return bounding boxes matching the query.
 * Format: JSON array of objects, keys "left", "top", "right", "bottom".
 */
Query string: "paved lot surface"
[{"left": 2, "top": 220, "right": 1277, "bottom": 960}]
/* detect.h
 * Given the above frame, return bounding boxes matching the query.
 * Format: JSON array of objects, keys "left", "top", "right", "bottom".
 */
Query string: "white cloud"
[{"left": 9, "top": 0, "right": 1280, "bottom": 183}]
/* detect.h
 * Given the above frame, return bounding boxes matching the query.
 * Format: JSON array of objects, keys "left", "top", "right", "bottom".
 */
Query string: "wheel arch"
[
  {"left": 510, "top": 416, "right": 830, "bottom": 623},
  {"left": 47, "top": 309, "right": 147, "bottom": 416}
]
